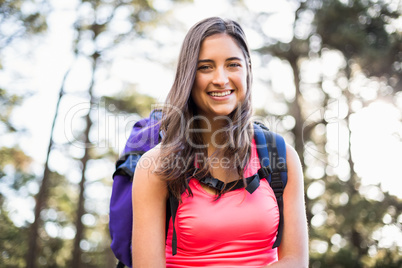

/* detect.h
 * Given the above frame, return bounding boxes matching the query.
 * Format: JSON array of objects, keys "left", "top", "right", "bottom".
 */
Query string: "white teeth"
[{"left": 209, "top": 90, "right": 231, "bottom": 97}]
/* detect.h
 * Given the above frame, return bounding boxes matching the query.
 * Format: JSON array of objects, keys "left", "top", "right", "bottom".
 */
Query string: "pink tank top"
[{"left": 165, "top": 139, "right": 279, "bottom": 267}]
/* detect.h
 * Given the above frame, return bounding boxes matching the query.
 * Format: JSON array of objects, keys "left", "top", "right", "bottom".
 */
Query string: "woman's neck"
[{"left": 197, "top": 115, "right": 230, "bottom": 156}]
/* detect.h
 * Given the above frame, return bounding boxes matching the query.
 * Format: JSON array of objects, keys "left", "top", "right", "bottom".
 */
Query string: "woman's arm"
[
  {"left": 132, "top": 147, "right": 168, "bottom": 268},
  {"left": 265, "top": 144, "right": 309, "bottom": 267}
]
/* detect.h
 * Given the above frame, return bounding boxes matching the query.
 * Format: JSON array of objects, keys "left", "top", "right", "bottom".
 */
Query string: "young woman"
[{"left": 132, "top": 17, "right": 308, "bottom": 267}]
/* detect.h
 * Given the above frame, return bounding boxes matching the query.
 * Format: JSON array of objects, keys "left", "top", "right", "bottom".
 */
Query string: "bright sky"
[{"left": 1, "top": 0, "right": 401, "bottom": 245}]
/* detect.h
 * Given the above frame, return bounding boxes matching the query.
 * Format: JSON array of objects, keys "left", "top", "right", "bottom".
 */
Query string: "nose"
[{"left": 212, "top": 67, "right": 229, "bottom": 87}]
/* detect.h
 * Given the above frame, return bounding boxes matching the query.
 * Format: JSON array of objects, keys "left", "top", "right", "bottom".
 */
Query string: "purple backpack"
[
  {"left": 109, "top": 110, "right": 287, "bottom": 268},
  {"left": 109, "top": 110, "right": 163, "bottom": 267}
]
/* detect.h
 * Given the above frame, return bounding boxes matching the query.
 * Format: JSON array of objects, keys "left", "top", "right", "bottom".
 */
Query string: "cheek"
[
  {"left": 193, "top": 74, "right": 208, "bottom": 89},
  {"left": 236, "top": 71, "right": 248, "bottom": 91},
  {"left": 190, "top": 86, "right": 202, "bottom": 109},
  {"left": 191, "top": 77, "right": 200, "bottom": 95},
  {"left": 236, "top": 72, "right": 248, "bottom": 101},
  {"left": 191, "top": 74, "right": 210, "bottom": 100}
]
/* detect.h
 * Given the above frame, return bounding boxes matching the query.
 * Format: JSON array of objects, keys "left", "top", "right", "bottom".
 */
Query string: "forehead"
[{"left": 198, "top": 33, "right": 245, "bottom": 60}]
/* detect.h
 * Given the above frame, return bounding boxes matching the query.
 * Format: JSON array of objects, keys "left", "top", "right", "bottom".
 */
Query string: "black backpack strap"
[
  {"left": 198, "top": 172, "right": 262, "bottom": 194},
  {"left": 113, "top": 152, "right": 143, "bottom": 178},
  {"left": 165, "top": 197, "right": 171, "bottom": 239},
  {"left": 166, "top": 169, "right": 196, "bottom": 256},
  {"left": 116, "top": 261, "right": 125, "bottom": 268},
  {"left": 168, "top": 194, "right": 179, "bottom": 256},
  {"left": 262, "top": 127, "right": 287, "bottom": 249},
  {"left": 254, "top": 122, "right": 288, "bottom": 249},
  {"left": 271, "top": 172, "right": 284, "bottom": 248}
]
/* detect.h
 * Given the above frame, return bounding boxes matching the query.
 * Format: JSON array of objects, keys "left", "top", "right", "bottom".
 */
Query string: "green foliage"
[
  {"left": 372, "top": 250, "right": 402, "bottom": 267},
  {"left": 0, "top": 147, "right": 34, "bottom": 267},
  {"left": 0, "top": 146, "right": 31, "bottom": 171},
  {"left": 0, "top": 204, "right": 28, "bottom": 268},
  {"left": 305, "top": 2, "right": 402, "bottom": 264},
  {"left": 316, "top": 0, "right": 398, "bottom": 54},
  {"left": 72, "top": 0, "right": 160, "bottom": 59},
  {"left": 0, "top": 0, "right": 48, "bottom": 50},
  {"left": 102, "top": 86, "right": 156, "bottom": 117},
  {"left": 315, "top": 0, "right": 402, "bottom": 89},
  {"left": 307, "top": 174, "right": 402, "bottom": 267},
  {"left": 33, "top": 171, "right": 77, "bottom": 268},
  {"left": 253, "top": 0, "right": 402, "bottom": 266},
  {"left": 0, "top": 89, "right": 24, "bottom": 132}
]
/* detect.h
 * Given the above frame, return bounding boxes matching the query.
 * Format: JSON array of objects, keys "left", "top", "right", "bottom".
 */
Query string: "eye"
[
  {"left": 228, "top": 62, "right": 241, "bottom": 68},
  {"left": 197, "top": 65, "right": 212, "bottom": 71}
]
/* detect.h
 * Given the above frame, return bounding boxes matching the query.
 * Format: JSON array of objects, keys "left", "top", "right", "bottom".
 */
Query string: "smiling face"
[{"left": 191, "top": 33, "right": 248, "bottom": 120}]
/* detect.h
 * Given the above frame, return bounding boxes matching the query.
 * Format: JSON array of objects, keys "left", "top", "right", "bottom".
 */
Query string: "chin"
[{"left": 211, "top": 111, "right": 235, "bottom": 119}]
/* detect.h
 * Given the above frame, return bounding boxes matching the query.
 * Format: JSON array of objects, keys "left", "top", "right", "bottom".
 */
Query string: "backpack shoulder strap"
[
  {"left": 253, "top": 122, "right": 288, "bottom": 249},
  {"left": 168, "top": 194, "right": 179, "bottom": 255}
]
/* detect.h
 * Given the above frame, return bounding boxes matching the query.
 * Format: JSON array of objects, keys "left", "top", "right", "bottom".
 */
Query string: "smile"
[{"left": 208, "top": 90, "right": 232, "bottom": 97}]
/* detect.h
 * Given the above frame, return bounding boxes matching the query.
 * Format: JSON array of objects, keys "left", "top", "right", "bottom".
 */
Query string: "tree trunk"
[
  {"left": 26, "top": 68, "right": 71, "bottom": 268},
  {"left": 288, "top": 55, "right": 305, "bottom": 164},
  {"left": 344, "top": 63, "right": 367, "bottom": 261},
  {"left": 71, "top": 55, "right": 98, "bottom": 268}
]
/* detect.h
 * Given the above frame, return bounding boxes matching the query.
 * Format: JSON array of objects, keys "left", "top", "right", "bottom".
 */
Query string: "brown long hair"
[{"left": 156, "top": 17, "right": 254, "bottom": 200}]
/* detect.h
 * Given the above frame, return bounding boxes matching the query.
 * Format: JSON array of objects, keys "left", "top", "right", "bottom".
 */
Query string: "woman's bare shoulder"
[
  {"left": 137, "top": 143, "right": 162, "bottom": 171},
  {"left": 133, "top": 143, "right": 167, "bottom": 196},
  {"left": 285, "top": 143, "right": 301, "bottom": 167}
]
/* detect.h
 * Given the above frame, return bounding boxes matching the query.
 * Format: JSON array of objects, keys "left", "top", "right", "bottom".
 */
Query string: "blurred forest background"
[{"left": 1, "top": 0, "right": 401, "bottom": 267}]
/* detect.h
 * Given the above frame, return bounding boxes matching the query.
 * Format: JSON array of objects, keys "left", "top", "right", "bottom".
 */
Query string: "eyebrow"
[{"left": 197, "top": 57, "right": 244, "bottom": 64}]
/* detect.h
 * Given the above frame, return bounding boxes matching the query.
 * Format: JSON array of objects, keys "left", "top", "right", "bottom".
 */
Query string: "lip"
[
  {"left": 207, "top": 89, "right": 233, "bottom": 93},
  {"left": 207, "top": 90, "right": 234, "bottom": 100}
]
